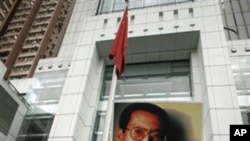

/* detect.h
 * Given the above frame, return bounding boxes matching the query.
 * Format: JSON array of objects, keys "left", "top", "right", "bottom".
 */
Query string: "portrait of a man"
[{"left": 113, "top": 102, "right": 202, "bottom": 141}]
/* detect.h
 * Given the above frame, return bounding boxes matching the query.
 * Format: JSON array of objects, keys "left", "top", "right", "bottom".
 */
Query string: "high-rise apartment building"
[
  {"left": 0, "top": 0, "right": 20, "bottom": 34},
  {"left": 0, "top": 0, "right": 250, "bottom": 141},
  {"left": 0, "top": 0, "right": 75, "bottom": 79}
]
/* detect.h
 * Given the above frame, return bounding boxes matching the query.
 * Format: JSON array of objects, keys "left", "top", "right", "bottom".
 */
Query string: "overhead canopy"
[{"left": 96, "top": 31, "right": 200, "bottom": 65}]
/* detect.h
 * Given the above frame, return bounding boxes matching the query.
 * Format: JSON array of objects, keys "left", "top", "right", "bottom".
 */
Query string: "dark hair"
[{"left": 118, "top": 103, "right": 169, "bottom": 133}]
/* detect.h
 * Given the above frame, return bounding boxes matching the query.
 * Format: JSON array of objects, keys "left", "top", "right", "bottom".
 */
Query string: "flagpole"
[
  {"left": 102, "top": 1, "right": 128, "bottom": 141},
  {"left": 102, "top": 65, "right": 117, "bottom": 141}
]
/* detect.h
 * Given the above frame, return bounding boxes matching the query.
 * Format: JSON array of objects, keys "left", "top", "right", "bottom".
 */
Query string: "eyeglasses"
[{"left": 126, "top": 127, "right": 167, "bottom": 141}]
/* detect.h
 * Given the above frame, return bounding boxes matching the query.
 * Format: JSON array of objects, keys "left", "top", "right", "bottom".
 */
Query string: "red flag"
[{"left": 109, "top": 6, "right": 128, "bottom": 78}]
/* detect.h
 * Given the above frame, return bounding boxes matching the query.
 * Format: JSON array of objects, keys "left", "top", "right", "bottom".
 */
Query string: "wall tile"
[
  {"left": 202, "top": 6, "right": 217, "bottom": 17},
  {"left": 191, "top": 50, "right": 198, "bottom": 67},
  {"left": 78, "top": 31, "right": 94, "bottom": 45},
  {"left": 85, "top": 107, "right": 95, "bottom": 126},
  {"left": 193, "top": 84, "right": 202, "bottom": 102},
  {"left": 204, "top": 16, "right": 219, "bottom": 32},
  {"left": 226, "top": 65, "right": 235, "bottom": 85},
  {"left": 213, "top": 86, "right": 234, "bottom": 108},
  {"left": 147, "top": 22, "right": 162, "bottom": 35},
  {"left": 147, "top": 13, "right": 159, "bottom": 23},
  {"left": 216, "top": 109, "right": 238, "bottom": 134},
  {"left": 192, "top": 67, "right": 201, "bottom": 84},
  {"left": 203, "top": 111, "right": 213, "bottom": 141},
  {"left": 58, "top": 94, "right": 82, "bottom": 114},
  {"left": 62, "top": 76, "right": 87, "bottom": 94},
  {"left": 53, "top": 115, "right": 77, "bottom": 137},
  {"left": 106, "top": 18, "right": 117, "bottom": 28},
  {"left": 209, "top": 110, "right": 219, "bottom": 134},
  {"left": 207, "top": 87, "right": 216, "bottom": 109},
  {"left": 50, "top": 137, "right": 75, "bottom": 141},
  {"left": 69, "top": 60, "right": 88, "bottom": 76},
  {"left": 134, "top": 14, "right": 147, "bottom": 24},
  {"left": 179, "top": 9, "right": 189, "bottom": 19},
  {"left": 75, "top": 45, "right": 91, "bottom": 60},
  {"left": 205, "top": 32, "right": 222, "bottom": 48},
  {"left": 204, "top": 67, "right": 212, "bottom": 86},
  {"left": 163, "top": 11, "right": 174, "bottom": 21},
  {"left": 234, "top": 109, "right": 244, "bottom": 124},
  {"left": 73, "top": 116, "right": 84, "bottom": 141},
  {"left": 209, "top": 66, "right": 229, "bottom": 85},
  {"left": 207, "top": 48, "right": 226, "bottom": 65},
  {"left": 85, "top": 21, "right": 97, "bottom": 31},
  {"left": 229, "top": 86, "right": 240, "bottom": 108}
]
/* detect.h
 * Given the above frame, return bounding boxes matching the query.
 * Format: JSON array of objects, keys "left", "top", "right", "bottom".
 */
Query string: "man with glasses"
[{"left": 115, "top": 103, "right": 168, "bottom": 141}]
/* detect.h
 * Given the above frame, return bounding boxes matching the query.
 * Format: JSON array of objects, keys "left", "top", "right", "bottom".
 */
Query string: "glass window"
[
  {"left": 220, "top": 0, "right": 250, "bottom": 40},
  {"left": 92, "top": 111, "right": 107, "bottom": 141},
  {"left": 16, "top": 136, "right": 48, "bottom": 141},
  {"left": 101, "top": 61, "right": 191, "bottom": 100},
  {"left": 129, "top": 0, "right": 143, "bottom": 9},
  {"left": 94, "top": 112, "right": 106, "bottom": 131},
  {"left": 144, "top": 0, "right": 159, "bottom": 7},
  {"left": 17, "top": 114, "right": 54, "bottom": 141},
  {"left": 16, "top": 69, "right": 68, "bottom": 140},
  {"left": 98, "top": 0, "right": 192, "bottom": 14},
  {"left": 241, "top": 110, "right": 250, "bottom": 125},
  {"left": 113, "top": 0, "right": 126, "bottom": 11},
  {"left": 231, "top": 56, "right": 250, "bottom": 124}
]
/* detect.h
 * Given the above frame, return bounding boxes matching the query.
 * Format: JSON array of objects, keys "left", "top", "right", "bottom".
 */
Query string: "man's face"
[{"left": 116, "top": 110, "right": 164, "bottom": 141}]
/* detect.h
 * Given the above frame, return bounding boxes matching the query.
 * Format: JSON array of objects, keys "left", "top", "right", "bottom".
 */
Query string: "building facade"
[
  {"left": 0, "top": 61, "right": 28, "bottom": 141},
  {"left": 1, "top": 0, "right": 249, "bottom": 141},
  {"left": 0, "top": 0, "right": 75, "bottom": 79}
]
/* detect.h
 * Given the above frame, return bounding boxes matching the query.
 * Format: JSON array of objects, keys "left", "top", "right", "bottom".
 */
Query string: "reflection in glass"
[
  {"left": 17, "top": 70, "right": 68, "bottom": 140},
  {"left": 101, "top": 61, "right": 191, "bottom": 100},
  {"left": 129, "top": 0, "right": 143, "bottom": 9},
  {"left": 99, "top": 0, "right": 191, "bottom": 13},
  {"left": 17, "top": 114, "right": 54, "bottom": 141},
  {"left": 231, "top": 56, "right": 250, "bottom": 124}
]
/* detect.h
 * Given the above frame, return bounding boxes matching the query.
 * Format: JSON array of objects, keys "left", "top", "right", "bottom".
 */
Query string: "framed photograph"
[{"left": 113, "top": 102, "right": 202, "bottom": 141}]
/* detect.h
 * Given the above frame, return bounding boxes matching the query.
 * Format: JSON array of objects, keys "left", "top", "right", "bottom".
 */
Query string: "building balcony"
[
  {"left": 29, "top": 27, "right": 45, "bottom": 33},
  {"left": 18, "top": 6, "right": 32, "bottom": 11},
  {"left": 23, "top": 44, "right": 39, "bottom": 49},
  {"left": 9, "top": 70, "right": 29, "bottom": 77},
  {"left": 16, "top": 8, "right": 30, "bottom": 14},
  {"left": 18, "top": 52, "right": 37, "bottom": 58},
  {"left": 9, "top": 0, "right": 14, "bottom": 5},
  {"left": 39, "top": 8, "right": 54, "bottom": 14},
  {"left": 8, "top": 25, "right": 23, "bottom": 30},
  {"left": 33, "top": 21, "right": 49, "bottom": 27},
  {"left": 2, "top": 2, "right": 10, "bottom": 11},
  {"left": 4, "top": 31, "right": 19, "bottom": 36},
  {"left": 36, "top": 14, "right": 52, "bottom": 19},
  {"left": 0, "top": 47, "right": 12, "bottom": 52},
  {"left": 1, "top": 34, "right": 18, "bottom": 40},
  {"left": 15, "top": 11, "right": 29, "bottom": 16},
  {"left": 42, "top": 1, "right": 57, "bottom": 6},
  {"left": 0, "top": 55, "right": 9, "bottom": 62},
  {"left": 0, "top": 9, "right": 6, "bottom": 18},
  {"left": 15, "top": 61, "right": 34, "bottom": 67},
  {"left": 11, "top": 18, "right": 26, "bottom": 23},
  {"left": 0, "top": 40, "right": 15, "bottom": 46},
  {"left": 27, "top": 36, "right": 43, "bottom": 42}
]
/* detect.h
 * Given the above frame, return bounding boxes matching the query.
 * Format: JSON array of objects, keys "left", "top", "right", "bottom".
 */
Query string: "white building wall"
[{"left": 44, "top": 0, "right": 248, "bottom": 141}]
